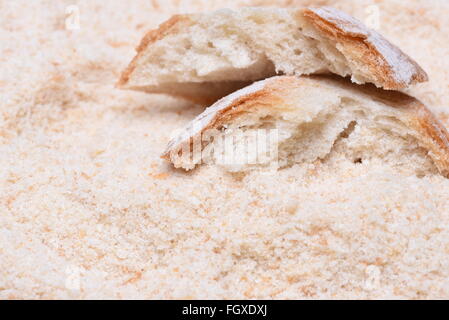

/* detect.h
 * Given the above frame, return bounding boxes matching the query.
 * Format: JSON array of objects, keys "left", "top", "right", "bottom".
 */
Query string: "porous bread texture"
[
  {"left": 163, "top": 76, "right": 449, "bottom": 177},
  {"left": 118, "top": 6, "right": 428, "bottom": 104}
]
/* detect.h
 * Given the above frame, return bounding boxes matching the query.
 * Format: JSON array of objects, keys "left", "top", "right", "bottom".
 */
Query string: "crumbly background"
[{"left": 1, "top": 0, "right": 449, "bottom": 299}]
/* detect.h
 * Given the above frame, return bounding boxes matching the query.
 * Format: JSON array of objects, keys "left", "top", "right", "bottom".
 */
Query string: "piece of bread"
[
  {"left": 118, "top": 6, "right": 428, "bottom": 104},
  {"left": 162, "top": 75, "right": 449, "bottom": 177}
]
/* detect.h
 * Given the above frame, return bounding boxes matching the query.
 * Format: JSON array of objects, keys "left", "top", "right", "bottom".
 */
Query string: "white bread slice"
[
  {"left": 162, "top": 76, "right": 449, "bottom": 177},
  {"left": 118, "top": 7, "right": 428, "bottom": 104}
]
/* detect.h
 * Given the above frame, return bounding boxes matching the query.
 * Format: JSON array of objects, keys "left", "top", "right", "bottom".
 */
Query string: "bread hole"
[
  {"left": 294, "top": 49, "right": 302, "bottom": 56},
  {"left": 339, "top": 120, "right": 357, "bottom": 139},
  {"left": 207, "top": 41, "right": 214, "bottom": 49},
  {"left": 353, "top": 157, "right": 363, "bottom": 164}
]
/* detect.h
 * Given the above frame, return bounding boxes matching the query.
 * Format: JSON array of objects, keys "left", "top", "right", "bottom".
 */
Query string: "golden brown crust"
[
  {"left": 161, "top": 77, "right": 286, "bottom": 160},
  {"left": 118, "top": 7, "right": 428, "bottom": 104},
  {"left": 410, "top": 107, "right": 449, "bottom": 177},
  {"left": 302, "top": 7, "right": 428, "bottom": 89},
  {"left": 117, "top": 15, "right": 193, "bottom": 88},
  {"left": 162, "top": 75, "right": 449, "bottom": 176}
]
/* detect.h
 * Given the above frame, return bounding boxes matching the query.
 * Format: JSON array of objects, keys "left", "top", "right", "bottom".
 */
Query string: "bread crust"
[
  {"left": 117, "top": 15, "right": 193, "bottom": 87},
  {"left": 161, "top": 77, "right": 284, "bottom": 159},
  {"left": 339, "top": 78, "right": 449, "bottom": 175},
  {"left": 162, "top": 76, "right": 449, "bottom": 176},
  {"left": 118, "top": 6, "right": 429, "bottom": 102},
  {"left": 302, "top": 7, "right": 428, "bottom": 89}
]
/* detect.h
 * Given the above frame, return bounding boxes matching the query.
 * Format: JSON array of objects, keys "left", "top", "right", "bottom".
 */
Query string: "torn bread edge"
[
  {"left": 161, "top": 76, "right": 449, "bottom": 177},
  {"left": 118, "top": 6, "right": 428, "bottom": 100}
]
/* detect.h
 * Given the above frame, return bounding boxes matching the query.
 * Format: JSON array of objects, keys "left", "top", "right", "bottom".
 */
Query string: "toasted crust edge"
[
  {"left": 160, "top": 77, "right": 285, "bottom": 160},
  {"left": 352, "top": 82, "right": 449, "bottom": 175},
  {"left": 162, "top": 76, "right": 449, "bottom": 176},
  {"left": 118, "top": 7, "right": 429, "bottom": 96},
  {"left": 302, "top": 7, "right": 428, "bottom": 89}
]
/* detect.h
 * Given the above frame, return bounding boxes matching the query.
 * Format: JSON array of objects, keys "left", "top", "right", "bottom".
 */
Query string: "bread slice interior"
[
  {"left": 164, "top": 76, "right": 449, "bottom": 177},
  {"left": 120, "top": 7, "right": 428, "bottom": 104}
]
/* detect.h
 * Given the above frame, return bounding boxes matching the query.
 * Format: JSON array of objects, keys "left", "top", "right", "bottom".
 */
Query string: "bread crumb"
[{"left": 1, "top": 0, "right": 449, "bottom": 300}]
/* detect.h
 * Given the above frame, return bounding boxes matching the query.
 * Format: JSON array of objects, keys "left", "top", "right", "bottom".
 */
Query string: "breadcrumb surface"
[{"left": 1, "top": 0, "right": 449, "bottom": 299}]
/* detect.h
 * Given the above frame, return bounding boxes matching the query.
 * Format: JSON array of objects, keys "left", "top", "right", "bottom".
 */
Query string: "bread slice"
[
  {"left": 162, "top": 75, "right": 449, "bottom": 177},
  {"left": 118, "top": 6, "right": 428, "bottom": 104}
]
